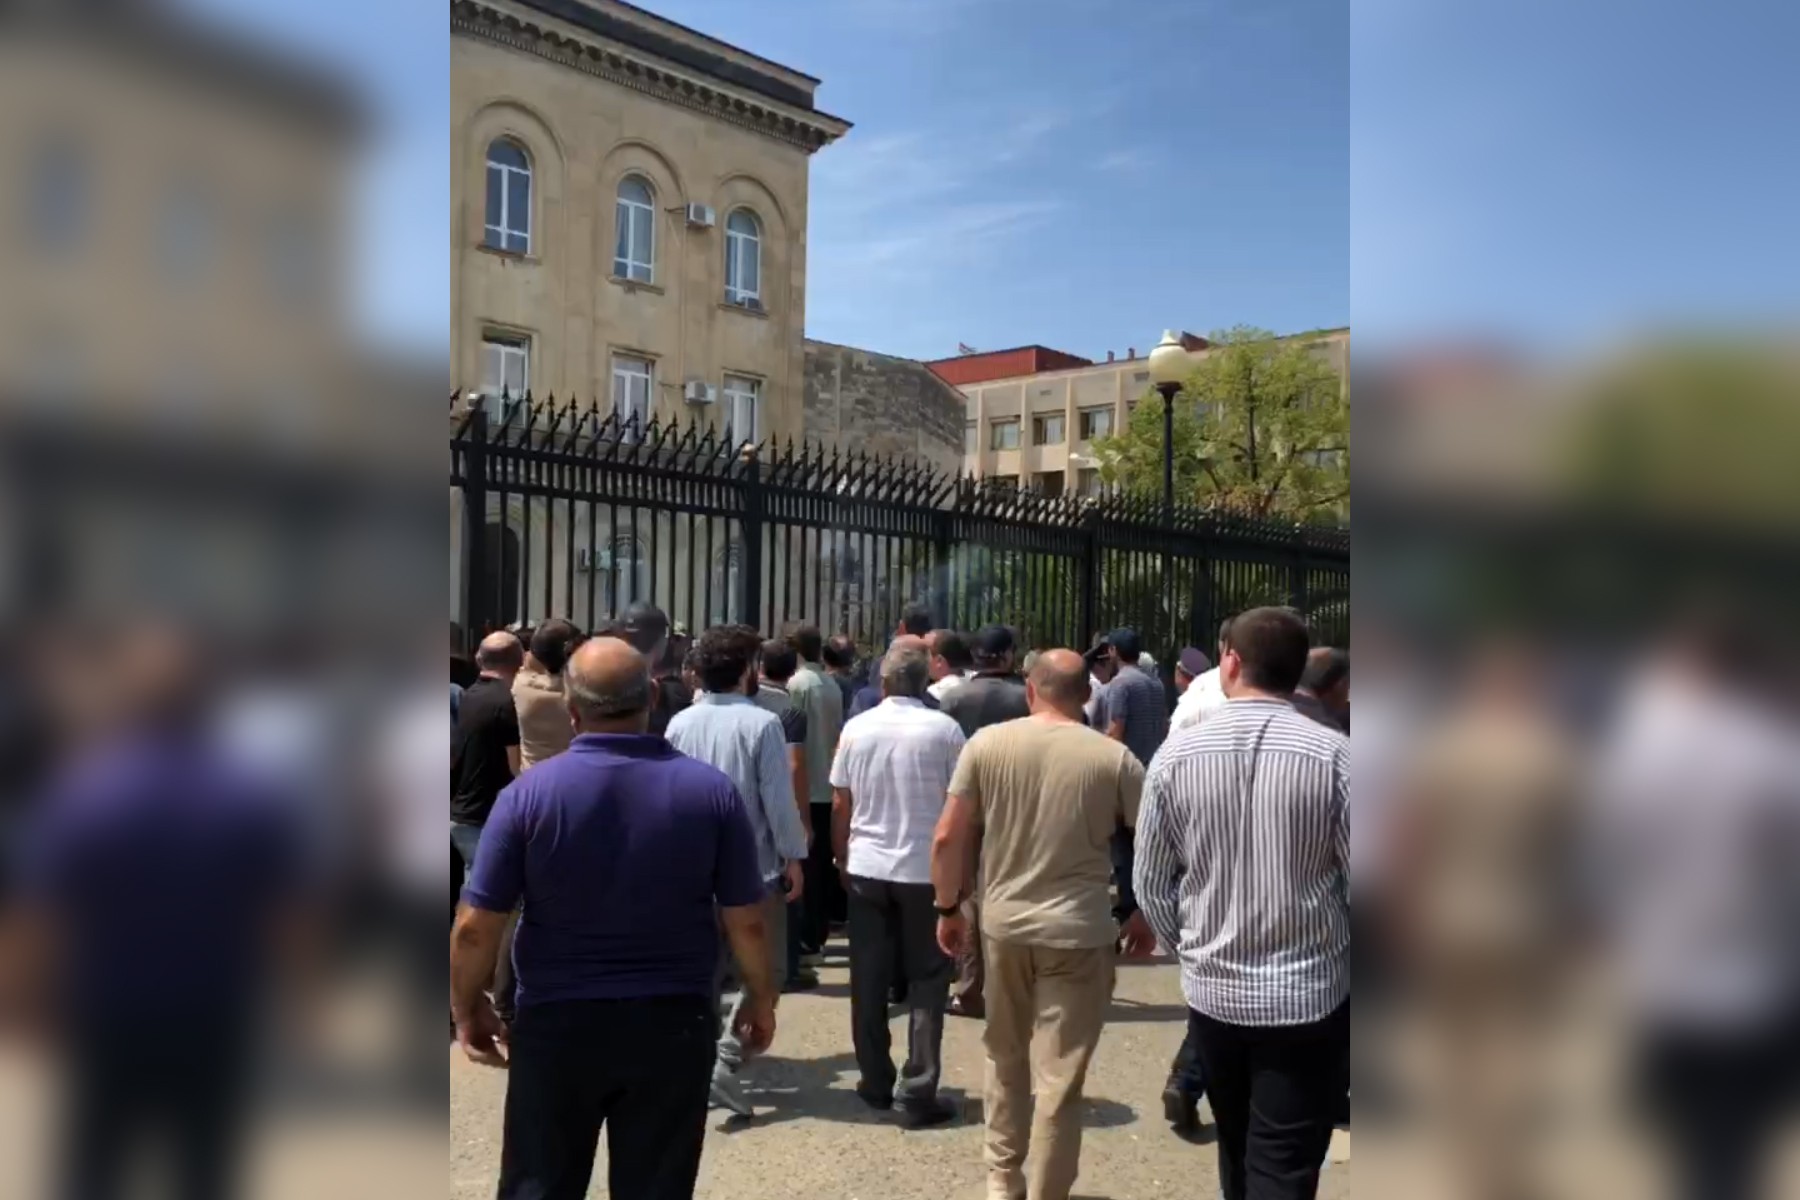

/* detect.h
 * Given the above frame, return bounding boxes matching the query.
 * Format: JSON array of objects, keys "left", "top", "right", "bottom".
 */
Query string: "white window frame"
[
  {"left": 610, "top": 352, "right": 654, "bottom": 440},
  {"left": 722, "top": 373, "right": 761, "bottom": 444},
  {"left": 724, "top": 209, "right": 761, "bottom": 305},
  {"left": 990, "top": 419, "right": 1020, "bottom": 451},
  {"left": 1033, "top": 414, "right": 1065, "bottom": 446},
  {"left": 1079, "top": 407, "right": 1113, "bottom": 441},
  {"left": 964, "top": 422, "right": 978, "bottom": 454},
  {"left": 484, "top": 139, "right": 531, "bottom": 254},
  {"left": 481, "top": 333, "right": 529, "bottom": 399},
  {"left": 614, "top": 176, "right": 655, "bottom": 282}
]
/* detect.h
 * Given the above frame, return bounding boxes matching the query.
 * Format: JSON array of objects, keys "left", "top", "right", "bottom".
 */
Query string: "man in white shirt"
[
  {"left": 926, "top": 628, "right": 972, "bottom": 703},
  {"left": 831, "top": 643, "right": 967, "bottom": 1128},
  {"left": 1170, "top": 619, "right": 1233, "bottom": 732}
]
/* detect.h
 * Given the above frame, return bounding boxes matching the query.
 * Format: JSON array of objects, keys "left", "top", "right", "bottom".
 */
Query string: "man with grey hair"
[{"left": 829, "top": 641, "right": 967, "bottom": 1127}]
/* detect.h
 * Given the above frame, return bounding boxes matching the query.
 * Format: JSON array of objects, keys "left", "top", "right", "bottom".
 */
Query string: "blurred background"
[
  {"left": 0, "top": 1, "right": 445, "bottom": 1197},
  {"left": 1354, "top": 1, "right": 1800, "bottom": 1198}
]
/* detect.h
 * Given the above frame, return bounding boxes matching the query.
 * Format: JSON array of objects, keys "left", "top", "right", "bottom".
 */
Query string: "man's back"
[
  {"left": 451, "top": 676, "right": 518, "bottom": 824},
  {"left": 1101, "top": 664, "right": 1169, "bottom": 767},
  {"left": 512, "top": 668, "right": 572, "bottom": 769},
  {"left": 1136, "top": 698, "right": 1350, "bottom": 1024},
  {"left": 942, "top": 673, "right": 1030, "bottom": 739},
  {"left": 949, "top": 716, "right": 1144, "bottom": 949},
  {"left": 832, "top": 698, "right": 964, "bottom": 883},
  {"left": 788, "top": 662, "right": 844, "bottom": 806},
  {"left": 463, "top": 733, "right": 762, "bottom": 1006}
]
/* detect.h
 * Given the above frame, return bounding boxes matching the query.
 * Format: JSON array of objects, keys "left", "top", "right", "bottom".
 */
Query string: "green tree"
[{"left": 1091, "top": 326, "right": 1349, "bottom": 519}]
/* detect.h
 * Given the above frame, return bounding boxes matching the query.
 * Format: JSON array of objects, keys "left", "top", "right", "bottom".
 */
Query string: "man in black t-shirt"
[
  {"left": 754, "top": 639, "right": 817, "bottom": 991},
  {"left": 617, "top": 602, "right": 692, "bottom": 736},
  {"left": 450, "top": 631, "right": 524, "bottom": 882}
]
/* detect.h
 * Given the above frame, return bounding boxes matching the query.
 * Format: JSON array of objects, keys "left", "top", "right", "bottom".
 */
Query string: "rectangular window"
[
  {"left": 1077, "top": 467, "right": 1102, "bottom": 497},
  {"left": 1032, "top": 414, "right": 1065, "bottom": 445},
  {"left": 610, "top": 352, "right": 653, "bottom": 440},
  {"left": 1035, "top": 471, "right": 1065, "bottom": 498},
  {"left": 964, "top": 422, "right": 978, "bottom": 454},
  {"left": 1079, "top": 407, "right": 1113, "bottom": 440},
  {"left": 722, "top": 373, "right": 761, "bottom": 443},
  {"left": 481, "top": 334, "right": 529, "bottom": 399},
  {"left": 990, "top": 419, "right": 1020, "bottom": 451}
]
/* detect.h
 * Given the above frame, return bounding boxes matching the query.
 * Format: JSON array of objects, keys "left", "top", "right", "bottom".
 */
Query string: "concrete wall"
[{"left": 801, "top": 339, "right": 968, "bottom": 478}]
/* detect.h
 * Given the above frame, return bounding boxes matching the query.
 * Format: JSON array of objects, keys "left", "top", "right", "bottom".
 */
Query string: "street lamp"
[{"left": 1147, "top": 330, "right": 1188, "bottom": 515}]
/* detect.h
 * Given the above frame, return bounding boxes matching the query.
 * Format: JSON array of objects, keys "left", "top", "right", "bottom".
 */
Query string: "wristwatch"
[{"left": 933, "top": 901, "right": 960, "bottom": 918}]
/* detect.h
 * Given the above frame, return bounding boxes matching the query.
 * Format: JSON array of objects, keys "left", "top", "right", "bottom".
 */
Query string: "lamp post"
[{"left": 1147, "top": 330, "right": 1188, "bottom": 515}]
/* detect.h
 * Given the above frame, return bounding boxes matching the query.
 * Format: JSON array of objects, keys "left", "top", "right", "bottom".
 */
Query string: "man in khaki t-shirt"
[{"left": 932, "top": 649, "right": 1152, "bottom": 1200}]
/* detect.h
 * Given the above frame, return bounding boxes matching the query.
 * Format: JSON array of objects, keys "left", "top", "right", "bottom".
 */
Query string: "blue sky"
[
  {"left": 643, "top": 0, "right": 1348, "bottom": 361},
  {"left": 1355, "top": 0, "right": 1800, "bottom": 352}
]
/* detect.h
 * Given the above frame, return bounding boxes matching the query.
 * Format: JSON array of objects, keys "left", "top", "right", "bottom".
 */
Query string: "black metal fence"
[{"left": 451, "top": 396, "right": 1350, "bottom": 659}]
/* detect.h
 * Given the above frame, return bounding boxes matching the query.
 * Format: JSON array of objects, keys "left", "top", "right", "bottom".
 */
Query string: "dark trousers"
[
  {"left": 1110, "top": 825, "right": 1136, "bottom": 923},
  {"left": 799, "top": 803, "right": 841, "bottom": 950},
  {"left": 1170, "top": 1019, "right": 1207, "bottom": 1097},
  {"left": 785, "top": 897, "right": 805, "bottom": 981},
  {"left": 1190, "top": 1001, "right": 1348, "bottom": 1200},
  {"left": 1637, "top": 1020, "right": 1799, "bottom": 1200},
  {"left": 846, "top": 874, "right": 951, "bottom": 1106},
  {"left": 62, "top": 1021, "right": 248, "bottom": 1200},
  {"left": 499, "top": 996, "right": 714, "bottom": 1200}
]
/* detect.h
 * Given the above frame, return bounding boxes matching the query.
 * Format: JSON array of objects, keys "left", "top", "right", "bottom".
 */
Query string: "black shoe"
[
  {"left": 898, "top": 1098, "right": 957, "bottom": 1129},
  {"left": 854, "top": 1082, "right": 893, "bottom": 1110},
  {"left": 783, "top": 967, "right": 820, "bottom": 993},
  {"left": 888, "top": 983, "right": 909, "bottom": 1005},
  {"left": 1163, "top": 1085, "right": 1200, "bottom": 1134}
]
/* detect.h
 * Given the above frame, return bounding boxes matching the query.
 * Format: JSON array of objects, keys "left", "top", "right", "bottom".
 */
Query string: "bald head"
[
  {"left": 1027, "top": 648, "right": 1090, "bottom": 718},
  {"left": 565, "top": 636, "right": 653, "bottom": 733},
  {"left": 475, "top": 630, "right": 524, "bottom": 678}
]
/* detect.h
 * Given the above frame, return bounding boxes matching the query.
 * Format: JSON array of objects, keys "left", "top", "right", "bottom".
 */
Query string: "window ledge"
[
  {"left": 718, "top": 299, "right": 769, "bottom": 319},
  {"left": 477, "top": 243, "right": 539, "bottom": 265},
  {"left": 608, "top": 276, "right": 665, "bottom": 295}
]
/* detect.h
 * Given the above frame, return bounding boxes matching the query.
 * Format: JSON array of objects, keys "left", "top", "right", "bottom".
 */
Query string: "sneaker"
[
  {"left": 709, "top": 1064, "right": 754, "bottom": 1117},
  {"left": 898, "top": 1098, "right": 957, "bottom": 1129}
]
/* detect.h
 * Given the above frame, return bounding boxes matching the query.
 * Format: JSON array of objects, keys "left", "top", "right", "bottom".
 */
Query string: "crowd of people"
[{"left": 449, "top": 600, "right": 1350, "bottom": 1200}]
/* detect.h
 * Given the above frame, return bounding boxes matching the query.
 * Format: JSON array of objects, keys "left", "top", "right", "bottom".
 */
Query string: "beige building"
[
  {"left": 451, "top": 0, "right": 849, "bottom": 442},
  {"left": 943, "top": 328, "right": 1349, "bottom": 497}
]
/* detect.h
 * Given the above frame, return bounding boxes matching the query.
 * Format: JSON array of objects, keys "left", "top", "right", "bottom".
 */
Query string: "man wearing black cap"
[
  {"left": 938, "top": 626, "right": 1031, "bottom": 1018},
  {"left": 617, "top": 602, "right": 692, "bottom": 736}
]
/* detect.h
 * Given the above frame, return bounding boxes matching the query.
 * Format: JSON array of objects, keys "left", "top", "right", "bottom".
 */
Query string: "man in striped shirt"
[{"left": 1133, "top": 607, "right": 1350, "bottom": 1200}]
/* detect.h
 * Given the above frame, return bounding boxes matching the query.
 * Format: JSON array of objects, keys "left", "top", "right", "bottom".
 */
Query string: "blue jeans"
[{"left": 451, "top": 822, "right": 484, "bottom": 885}]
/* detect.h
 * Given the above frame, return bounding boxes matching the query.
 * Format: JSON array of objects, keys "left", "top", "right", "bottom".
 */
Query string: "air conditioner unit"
[
  {"left": 684, "top": 202, "right": 716, "bottom": 228},
  {"left": 683, "top": 380, "right": 717, "bottom": 405}
]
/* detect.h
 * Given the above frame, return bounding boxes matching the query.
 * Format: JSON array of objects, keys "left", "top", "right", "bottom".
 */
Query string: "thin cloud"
[{"left": 1095, "top": 147, "right": 1157, "bottom": 173}]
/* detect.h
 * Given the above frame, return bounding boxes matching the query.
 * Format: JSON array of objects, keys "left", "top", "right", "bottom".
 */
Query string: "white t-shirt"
[
  {"left": 1170, "top": 666, "right": 1227, "bottom": 731},
  {"left": 829, "top": 696, "right": 966, "bottom": 884},
  {"left": 927, "top": 673, "right": 967, "bottom": 704}
]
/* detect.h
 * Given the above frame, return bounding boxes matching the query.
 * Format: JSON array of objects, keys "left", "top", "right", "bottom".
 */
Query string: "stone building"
[
  {"left": 450, "top": 0, "right": 856, "bottom": 633},
  {"left": 451, "top": 0, "right": 849, "bottom": 438},
  {"left": 802, "top": 339, "right": 968, "bottom": 478}
]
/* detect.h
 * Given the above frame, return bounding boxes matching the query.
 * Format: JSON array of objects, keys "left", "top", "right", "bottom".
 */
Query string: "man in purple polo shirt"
[{"left": 450, "top": 637, "right": 777, "bottom": 1200}]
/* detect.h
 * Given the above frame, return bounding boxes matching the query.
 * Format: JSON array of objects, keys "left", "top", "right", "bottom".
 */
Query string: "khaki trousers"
[{"left": 981, "top": 937, "right": 1115, "bottom": 1200}]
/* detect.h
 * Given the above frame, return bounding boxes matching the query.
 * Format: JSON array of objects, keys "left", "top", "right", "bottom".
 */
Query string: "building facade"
[
  {"left": 939, "top": 328, "right": 1350, "bottom": 497},
  {"left": 451, "top": 0, "right": 849, "bottom": 441}
]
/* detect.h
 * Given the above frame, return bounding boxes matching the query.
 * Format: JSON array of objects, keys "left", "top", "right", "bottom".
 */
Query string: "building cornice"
[{"left": 451, "top": 0, "right": 851, "bottom": 154}]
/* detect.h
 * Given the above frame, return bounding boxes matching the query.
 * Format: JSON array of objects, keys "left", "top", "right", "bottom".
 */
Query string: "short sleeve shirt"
[
  {"left": 512, "top": 669, "right": 572, "bottom": 770},
  {"left": 829, "top": 698, "right": 965, "bottom": 884},
  {"left": 451, "top": 676, "right": 519, "bottom": 825},
  {"left": 1099, "top": 665, "right": 1170, "bottom": 767},
  {"left": 948, "top": 717, "right": 1145, "bottom": 949},
  {"left": 463, "top": 733, "right": 763, "bottom": 1006}
]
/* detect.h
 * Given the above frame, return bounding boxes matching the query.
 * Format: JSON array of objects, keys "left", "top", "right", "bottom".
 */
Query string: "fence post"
[
  {"left": 1290, "top": 530, "right": 1310, "bottom": 619},
  {"left": 461, "top": 404, "right": 489, "bottom": 645},
  {"left": 740, "top": 445, "right": 765, "bottom": 632},
  {"left": 1078, "top": 505, "right": 1100, "bottom": 645},
  {"left": 930, "top": 507, "right": 953, "bottom": 628}
]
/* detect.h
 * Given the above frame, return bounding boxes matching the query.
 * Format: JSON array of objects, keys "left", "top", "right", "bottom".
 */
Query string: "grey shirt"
[
  {"left": 787, "top": 661, "right": 845, "bottom": 808},
  {"left": 1098, "top": 664, "right": 1169, "bottom": 768}
]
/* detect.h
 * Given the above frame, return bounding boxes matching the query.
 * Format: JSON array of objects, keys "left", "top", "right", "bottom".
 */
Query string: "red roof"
[{"left": 924, "top": 345, "right": 1093, "bottom": 386}]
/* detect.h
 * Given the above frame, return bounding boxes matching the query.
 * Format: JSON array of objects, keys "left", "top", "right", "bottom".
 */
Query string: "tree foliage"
[{"left": 1091, "top": 326, "right": 1349, "bottom": 519}]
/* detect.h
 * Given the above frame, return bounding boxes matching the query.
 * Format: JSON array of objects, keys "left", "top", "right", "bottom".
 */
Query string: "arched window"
[
  {"left": 724, "top": 209, "right": 761, "bottom": 305},
  {"left": 614, "top": 176, "right": 655, "bottom": 281},
  {"left": 484, "top": 139, "right": 531, "bottom": 254}
]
